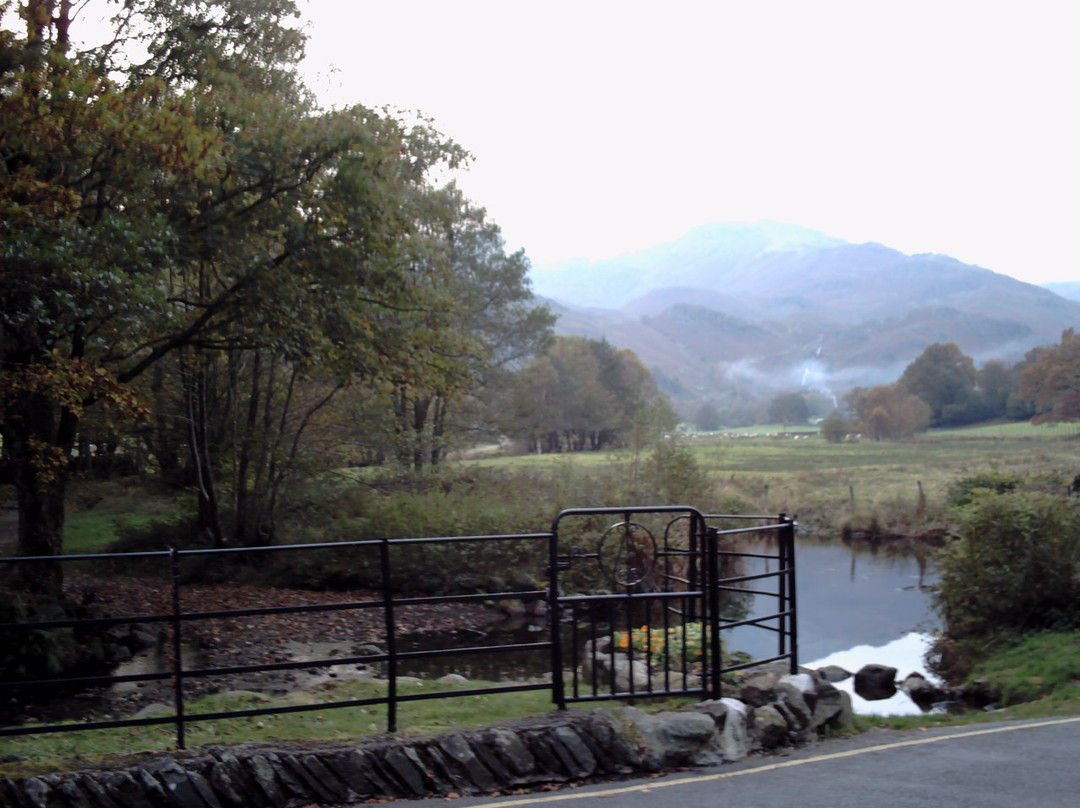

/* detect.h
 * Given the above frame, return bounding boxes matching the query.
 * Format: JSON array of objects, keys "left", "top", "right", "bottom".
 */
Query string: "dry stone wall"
[{"left": 2, "top": 667, "right": 853, "bottom": 807}]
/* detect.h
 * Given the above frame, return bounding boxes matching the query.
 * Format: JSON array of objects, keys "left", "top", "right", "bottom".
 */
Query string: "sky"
[{"left": 73, "top": 0, "right": 1080, "bottom": 284}]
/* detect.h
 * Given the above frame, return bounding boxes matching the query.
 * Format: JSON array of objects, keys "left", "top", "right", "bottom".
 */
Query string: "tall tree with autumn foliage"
[
  {"left": 1018, "top": 328, "right": 1080, "bottom": 424},
  {"left": 0, "top": 0, "right": 468, "bottom": 589}
]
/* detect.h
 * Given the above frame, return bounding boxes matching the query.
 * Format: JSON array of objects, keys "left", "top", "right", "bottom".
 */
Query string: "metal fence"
[
  {"left": 0, "top": 508, "right": 796, "bottom": 750},
  {"left": 552, "top": 508, "right": 797, "bottom": 706}
]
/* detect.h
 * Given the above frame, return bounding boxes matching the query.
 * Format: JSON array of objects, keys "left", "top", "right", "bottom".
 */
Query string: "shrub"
[
  {"left": 644, "top": 442, "right": 712, "bottom": 505},
  {"left": 934, "top": 489, "right": 1080, "bottom": 646},
  {"left": 819, "top": 413, "right": 854, "bottom": 444},
  {"left": 0, "top": 589, "right": 112, "bottom": 707},
  {"left": 944, "top": 469, "right": 1019, "bottom": 508}
]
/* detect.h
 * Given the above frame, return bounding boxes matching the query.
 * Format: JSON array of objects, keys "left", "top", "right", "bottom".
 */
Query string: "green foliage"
[
  {"left": 944, "top": 469, "right": 1019, "bottom": 508},
  {"left": 899, "top": 342, "right": 977, "bottom": 427},
  {"left": 645, "top": 441, "right": 712, "bottom": 505},
  {"left": 0, "top": 1, "right": 551, "bottom": 575},
  {"left": 766, "top": 392, "right": 809, "bottom": 426},
  {"left": 0, "top": 590, "right": 111, "bottom": 688},
  {"left": 819, "top": 412, "right": 855, "bottom": 443},
  {"left": 504, "top": 337, "right": 668, "bottom": 454},
  {"left": 960, "top": 630, "right": 1080, "bottom": 706},
  {"left": 934, "top": 488, "right": 1080, "bottom": 648}
]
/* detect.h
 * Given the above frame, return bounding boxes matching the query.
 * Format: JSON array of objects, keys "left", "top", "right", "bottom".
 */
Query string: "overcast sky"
[{"left": 73, "top": 0, "right": 1080, "bottom": 285}]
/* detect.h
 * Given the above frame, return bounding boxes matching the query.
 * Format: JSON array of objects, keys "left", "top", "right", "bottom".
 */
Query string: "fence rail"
[{"left": 1, "top": 509, "right": 796, "bottom": 749}]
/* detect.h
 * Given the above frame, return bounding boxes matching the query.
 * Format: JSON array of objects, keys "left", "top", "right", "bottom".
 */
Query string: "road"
[{"left": 375, "top": 716, "right": 1080, "bottom": 808}]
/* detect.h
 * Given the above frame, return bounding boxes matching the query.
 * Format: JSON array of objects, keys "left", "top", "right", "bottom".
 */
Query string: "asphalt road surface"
[{"left": 377, "top": 716, "right": 1080, "bottom": 808}]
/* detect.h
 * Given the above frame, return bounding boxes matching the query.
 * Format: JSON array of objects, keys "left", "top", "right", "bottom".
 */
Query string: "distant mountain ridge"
[{"left": 531, "top": 222, "right": 1080, "bottom": 403}]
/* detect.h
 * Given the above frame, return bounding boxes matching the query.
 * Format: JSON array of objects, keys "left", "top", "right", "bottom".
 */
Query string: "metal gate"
[{"left": 548, "top": 506, "right": 797, "bottom": 707}]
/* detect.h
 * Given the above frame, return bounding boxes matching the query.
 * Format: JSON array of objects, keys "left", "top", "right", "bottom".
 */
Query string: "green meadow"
[{"left": 454, "top": 421, "right": 1080, "bottom": 537}]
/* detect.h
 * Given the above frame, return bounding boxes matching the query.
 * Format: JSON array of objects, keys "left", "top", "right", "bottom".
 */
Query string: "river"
[
  {"left": 400, "top": 535, "right": 941, "bottom": 715},
  {"left": 724, "top": 535, "right": 939, "bottom": 715}
]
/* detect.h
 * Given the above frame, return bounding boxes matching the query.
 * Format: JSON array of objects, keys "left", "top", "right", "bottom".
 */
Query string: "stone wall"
[{"left": 1, "top": 666, "right": 852, "bottom": 808}]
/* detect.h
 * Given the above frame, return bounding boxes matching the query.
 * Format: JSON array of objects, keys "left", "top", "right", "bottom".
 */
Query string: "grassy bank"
[
  {"left": 7, "top": 631, "right": 1080, "bottom": 778},
  {"left": 862, "top": 629, "right": 1080, "bottom": 732}
]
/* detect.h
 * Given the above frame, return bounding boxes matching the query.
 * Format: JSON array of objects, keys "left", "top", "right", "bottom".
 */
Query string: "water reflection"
[
  {"left": 805, "top": 632, "right": 939, "bottom": 716},
  {"left": 723, "top": 536, "right": 938, "bottom": 664}
]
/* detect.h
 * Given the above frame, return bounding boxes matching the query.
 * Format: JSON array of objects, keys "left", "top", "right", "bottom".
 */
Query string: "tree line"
[
  {"left": 0, "top": 2, "right": 679, "bottom": 593},
  {"left": 803, "top": 334, "right": 1080, "bottom": 442},
  {"left": 0, "top": 1, "right": 570, "bottom": 589}
]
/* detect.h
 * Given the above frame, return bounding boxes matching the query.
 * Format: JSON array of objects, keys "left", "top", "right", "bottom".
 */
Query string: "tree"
[
  {"left": 0, "top": 1, "right": 465, "bottom": 588},
  {"left": 846, "top": 384, "right": 931, "bottom": 441},
  {"left": 694, "top": 401, "right": 723, "bottom": 432},
  {"left": 504, "top": 337, "right": 668, "bottom": 453},
  {"left": 1018, "top": 329, "right": 1080, "bottom": 424},
  {"left": 381, "top": 185, "right": 553, "bottom": 471},
  {"left": 972, "top": 358, "right": 1014, "bottom": 421},
  {"left": 819, "top": 412, "right": 854, "bottom": 443},
  {"left": 767, "top": 392, "right": 809, "bottom": 426},
  {"left": 898, "top": 342, "right": 977, "bottom": 426}
]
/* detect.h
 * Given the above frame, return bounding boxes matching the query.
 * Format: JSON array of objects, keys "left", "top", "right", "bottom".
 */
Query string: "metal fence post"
[
  {"left": 170, "top": 548, "right": 186, "bottom": 750},
  {"left": 549, "top": 524, "right": 565, "bottom": 710},
  {"left": 380, "top": 537, "right": 398, "bottom": 733},
  {"left": 705, "top": 525, "right": 723, "bottom": 700},
  {"left": 782, "top": 515, "right": 798, "bottom": 674}
]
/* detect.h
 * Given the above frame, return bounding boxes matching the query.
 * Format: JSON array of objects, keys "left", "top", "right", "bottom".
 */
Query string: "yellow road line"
[{"left": 472, "top": 716, "right": 1080, "bottom": 806}]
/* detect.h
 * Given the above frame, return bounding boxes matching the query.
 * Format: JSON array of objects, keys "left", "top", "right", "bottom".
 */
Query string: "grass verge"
[
  {"left": 8, "top": 634, "right": 1080, "bottom": 779},
  {"left": 0, "top": 678, "right": 696, "bottom": 778}
]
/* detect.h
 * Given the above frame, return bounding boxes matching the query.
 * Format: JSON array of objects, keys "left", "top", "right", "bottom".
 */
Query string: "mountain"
[
  {"left": 1043, "top": 282, "right": 1080, "bottom": 302},
  {"left": 530, "top": 222, "right": 1080, "bottom": 405}
]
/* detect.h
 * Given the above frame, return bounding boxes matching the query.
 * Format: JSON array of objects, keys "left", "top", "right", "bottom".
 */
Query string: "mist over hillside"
[{"left": 530, "top": 222, "right": 1080, "bottom": 419}]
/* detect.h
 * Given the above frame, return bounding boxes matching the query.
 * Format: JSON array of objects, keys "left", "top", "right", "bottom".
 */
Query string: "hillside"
[
  {"left": 531, "top": 222, "right": 1080, "bottom": 405},
  {"left": 1044, "top": 282, "right": 1080, "bottom": 302}
]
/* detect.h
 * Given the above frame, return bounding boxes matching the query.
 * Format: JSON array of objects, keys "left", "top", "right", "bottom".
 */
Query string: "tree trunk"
[
  {"left": 150, "top": 363, "right": 182, "bottom": 483},
  {"left": 233, "top": 351, "right": 262, "bottom": 544},
  {"left": 182, "top": 355, "right": 225, "bottom": 547},
  {"left": 429, "top": 394, "right": 447, "bottom": 465},
  {"left": 5, "top": 393, "right": 74, "bottom": 595},
  {"left": 411, "top": 396, "right": 431, "bottom": 472}
]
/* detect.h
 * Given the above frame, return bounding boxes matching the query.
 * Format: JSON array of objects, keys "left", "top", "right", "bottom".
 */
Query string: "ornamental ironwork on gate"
[{"left": 547, "top": 506, "right": 797, "bottom": 708}]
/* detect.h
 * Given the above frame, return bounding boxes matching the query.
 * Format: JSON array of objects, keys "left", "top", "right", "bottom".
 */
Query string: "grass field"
[
  {"left": 457, "top": 422, "right": 1080, "bottom": 535},
  {"left": 54, "top": 419, "right": 1080, "bottom": 553}
]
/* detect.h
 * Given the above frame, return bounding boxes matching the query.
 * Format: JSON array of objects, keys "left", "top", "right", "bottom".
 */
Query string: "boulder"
[
  {"left": 773, "top": 681, "right": 814, "bottom": 737},
  {"left": 614, "top": 707, "right": 718, "bottom": 770},
  {"left": 900, "top": 673, "right": 943, "bottom": 710},
  {"left": 810, "top": 677, "right": 851, "bottom": 729},
  {"left": 737, "top": 670, "right": 780, "bottom": 707},
  {"left": 816, "top": 664, "right": 852, "bottom": 682},
  {"left": 854, "top": 663, "right": 898, "bottom": 700},
  {"left": 690, "top": 698, "right": 753, "bottom": 762},
  {"left": 752, "top": 704, "right": 790, "bottom": 749},
  {"left": 437, "top": 674, "right": 469, "bottom": 685}
]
